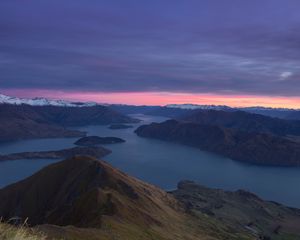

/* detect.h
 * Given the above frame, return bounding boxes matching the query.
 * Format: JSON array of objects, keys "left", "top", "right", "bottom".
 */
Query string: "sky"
[{"left": 1, "top": 0, "right": 300, "bottom": 108}]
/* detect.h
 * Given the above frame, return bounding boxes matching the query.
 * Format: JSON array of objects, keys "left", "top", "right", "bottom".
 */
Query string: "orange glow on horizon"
[{"left": 1, "top": 89, "right": 300, "bottom": 109}]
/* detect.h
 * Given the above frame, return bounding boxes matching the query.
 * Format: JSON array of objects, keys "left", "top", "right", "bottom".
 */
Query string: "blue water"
[{"left": 0, "top": 114, "right": 300, "bottom": 208}]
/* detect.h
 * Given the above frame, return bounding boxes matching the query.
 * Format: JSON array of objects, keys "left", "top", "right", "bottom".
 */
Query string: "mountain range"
[
  {"left": 111, "top": 104, "right": 300, "bottom": 120},
  {"left": 1, "top": 93, "right": 299, "bottom": 120},
  {"left": 180, "top": 109, "right": 300, "bottom": 136},
  {"left": 0, "top": 94, "right": 99, "bottom": 107},
  {"left": 166, "top": 104, "right": 300, "bottom": 120},
  {"left": 0, "top": 103, "right": 138, "bottom": 142},
  {"left": 2, "top": 92, "right": 299, "bottom": 119}
]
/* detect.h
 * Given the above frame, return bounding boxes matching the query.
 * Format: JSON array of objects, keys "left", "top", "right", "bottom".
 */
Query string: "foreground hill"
[
  {"left": 1, "top": 156, "right": 300, "bottom": 239},
  {"left": 180, "top": 110, "right": 300, "bottom": 137},
  {"left": 1, "top": 157, "right": 300, "bottom": 239},
  {"left": 172, "top": 180, "right": 300, "bottom": 240},
  {"left": 135, "top": 120, "right": 300, "bottom": 166},
  {"left": 0, "top": 104, "right": 138, "bottom": 142},
  {"left": 0, "top": 156, "right": 254, "bottom": 240}
]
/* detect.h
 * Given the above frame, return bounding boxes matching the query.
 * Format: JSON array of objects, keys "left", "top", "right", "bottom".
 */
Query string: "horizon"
[{"left": 1, "top": 89, "right": 300, "bottom": 109}]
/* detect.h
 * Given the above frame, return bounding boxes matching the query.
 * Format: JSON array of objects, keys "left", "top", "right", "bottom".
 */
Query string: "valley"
[{"left": 1, "top": 114, "right": 300, "bottom": 209}]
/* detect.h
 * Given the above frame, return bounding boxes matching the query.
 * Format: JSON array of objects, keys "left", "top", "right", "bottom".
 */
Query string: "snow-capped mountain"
[
  {"left": 165, "top": 104, "right": 232, "bottom": 111},
  {"left": 165, "top": 103, "right": 298, "bottom": 112},
  {"left": 241, "top": 106, "right": 296, "bottom": 112},
  {"left": 0, "top": 94, "right": 98, "bottom": 107}
]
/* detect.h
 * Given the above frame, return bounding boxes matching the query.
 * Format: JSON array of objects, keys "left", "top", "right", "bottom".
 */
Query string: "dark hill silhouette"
[
  {"left": 0, "top": 104, "right": 138, "bottom": 142},
  {"left": 181, "top": 110, "right": 300, "bottom": 136},
  {"left": 135, "top": 120, "right": 300, "bottom": 166}
]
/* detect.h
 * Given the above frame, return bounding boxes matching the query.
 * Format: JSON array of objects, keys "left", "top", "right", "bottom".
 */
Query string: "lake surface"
[{"left": 1, "top": 114, "right": 300, "bottom": 208}]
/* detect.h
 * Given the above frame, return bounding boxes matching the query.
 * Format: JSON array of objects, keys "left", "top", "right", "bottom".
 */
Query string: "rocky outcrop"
[
  {"left": 135, "top": 120, "right": 300, "bottom": 166},
  {"left": 74, "top": 136, "right": 125, "bottom": 146},
  {"left": 171, "top": 180, "right": 300, "bottom": 240},
  {"left": 0, "top": 146, "right": 111, "bottom": 161}
]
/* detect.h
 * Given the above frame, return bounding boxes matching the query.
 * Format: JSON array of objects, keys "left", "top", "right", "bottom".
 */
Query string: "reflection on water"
[{"left": 0, "top": 114, "right": 300, "bottom": 208}]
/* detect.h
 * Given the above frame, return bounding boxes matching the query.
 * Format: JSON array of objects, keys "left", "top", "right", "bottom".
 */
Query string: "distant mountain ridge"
[
  {"left": 180, "top": 109, "right": 300, "bottom": 137},
  {"left": 1, "top": 93, "right": 299, "bottom": 119},
  {"left": 166, "top": 104, "right": 300, "bottom": 120},
  {"left": 110, "top": 103, "right": 300, "bottom": 120},
  {"left": 0, "top": 103, "right": 138, "bottom": 142},
  {"left": 166, "top": 103, "right": 299, "bottom": 112},
  {"left": 0, "top": 93, "right": 99, "bottom": 107}
]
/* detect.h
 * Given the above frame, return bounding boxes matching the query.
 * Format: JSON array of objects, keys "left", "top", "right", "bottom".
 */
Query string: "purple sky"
[{"left": 1, "top": 0, "right": 300, "bottom": 101}]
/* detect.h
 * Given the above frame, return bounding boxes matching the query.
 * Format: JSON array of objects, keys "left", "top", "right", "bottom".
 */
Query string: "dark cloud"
[{"left": 0, "top": 0, "right": 300, "bottom": 97}]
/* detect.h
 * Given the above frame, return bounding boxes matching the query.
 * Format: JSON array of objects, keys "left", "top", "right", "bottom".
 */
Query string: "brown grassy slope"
[
  {"left": 0, "top": 223, "right": 45, "bottom": 240},
  {"left": 172, "top": 181, "right": 300, "bottom": 240},
  {"left": 0, "top": 156, "right": 252, "bottom": 240}
]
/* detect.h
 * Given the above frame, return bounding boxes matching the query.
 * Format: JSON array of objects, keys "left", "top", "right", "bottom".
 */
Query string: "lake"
[{"left": 1, "top": 114, "right": 300, "bottom": 208}]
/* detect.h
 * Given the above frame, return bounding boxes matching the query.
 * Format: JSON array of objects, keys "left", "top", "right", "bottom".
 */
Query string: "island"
[
  {"left": 0, "top": 146, "right": 111, "bottom": 161},
  {"left": 74, "top": 136, "right": 125, "bottom": 146},
  {"left": 108, "top": 124, "right": 134, "bottom": 129}
]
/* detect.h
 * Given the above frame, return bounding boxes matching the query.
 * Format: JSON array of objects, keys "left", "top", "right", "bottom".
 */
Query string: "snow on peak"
[
  {"left": 165, "top": 104, "right": 298, "bottom": 112},
  {"left": 165, "top": 104, "right": 232, "bottom": 110},
  {"left": 0, "top": 94, "right": 99, "bottom": 107}
]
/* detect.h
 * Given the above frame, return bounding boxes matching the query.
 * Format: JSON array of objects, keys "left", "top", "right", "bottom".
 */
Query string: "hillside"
[
  {"left": 0, "top": 104, "right": 85, "bottom": 142},
  {"left": 172, "top": 181, "right": 300, "bottom": 239},
  {"left": 32, "top": 105, "right": 139, "bottom": 127},
  {"left": 135, "top": 120, "right": 300, "bottom": 166},
  {"left": 180, "top": 110, "right": 300, "bottom": 136},
  {"left": 0, "top": 156, "right": 254, "bottom": 240},
  {"left": 0, "top": 104, "right": 138, "bottom": 142},
  {"left": 1, "top": 156, "right": 300, "bottom": 239}
]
